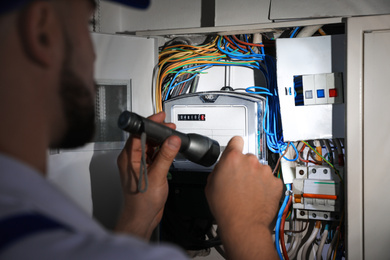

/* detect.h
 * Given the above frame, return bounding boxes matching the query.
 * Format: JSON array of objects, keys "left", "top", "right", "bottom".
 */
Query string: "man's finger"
[
  {"left": 223, "top": 136, "right": 244, "bottom": 154},
  {"left": 148, "top": 111, "right": 176, "bottom": 130},
  {"left": 147, "top": 111, "right": 166, "bottom": 123},
  {"left": 148, "top": 135, "right": 181, "bottom": 180}
]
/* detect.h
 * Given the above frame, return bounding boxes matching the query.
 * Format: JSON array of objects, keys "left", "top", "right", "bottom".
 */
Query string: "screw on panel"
[
  {"left": 300, "top": 211, "right": 306, "bottom": 216},
  {"left": 299, "top": 170, "right": 304, "bottom": 175},
  {"left": 324, "top": 214, "right": 329, "bottom": 219},
  {"left": 312, "top": 169, "right": 317, "bottom": 174},
  {"left": 323, "top": 169, "right": 328, "bottom": 174},
  {"left": 312, "top": 213, "right": 317, "bottom": 218}
]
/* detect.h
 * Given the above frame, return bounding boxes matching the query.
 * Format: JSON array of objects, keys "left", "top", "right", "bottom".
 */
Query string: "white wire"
[
  {"left": 286, "top": 218, "right": 296, "bottom": 254},
  {"left": 288, "top": 220, "right": 302, "bottom": 259},
  {"left": 323, "top": 139, "right": 332, "bottom": 162},
  {"left": 296, "top": 25, "right": 323, "bottom": 38},
  {"left": 301, "top": 221, "right": 321, "bottom": 260},
  {"left": 316, "top": 228, "right": 329, "bottom": 260}
]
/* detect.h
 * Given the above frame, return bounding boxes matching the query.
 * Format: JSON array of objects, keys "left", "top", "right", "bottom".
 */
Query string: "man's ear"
[{"left": 19, "top": 1, "right": 64, "bottom": 67}]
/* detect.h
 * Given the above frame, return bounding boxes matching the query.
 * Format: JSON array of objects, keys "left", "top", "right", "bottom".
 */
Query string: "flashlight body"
[{"left": 118, "top": 111, "right": 220, "bottom": 167}]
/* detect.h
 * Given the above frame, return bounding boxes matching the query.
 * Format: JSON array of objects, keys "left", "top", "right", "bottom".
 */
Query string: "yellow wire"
[
  {"left": 301, "top": 140, "right": 343, "bottom": 183},
  {"left": 156, "top": 37, "right": 226, "bottom": 111}
]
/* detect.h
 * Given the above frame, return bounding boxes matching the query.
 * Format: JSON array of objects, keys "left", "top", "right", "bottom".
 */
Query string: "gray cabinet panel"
[{"left": 271, "top": 0, "right": 390, "bottom": 20}]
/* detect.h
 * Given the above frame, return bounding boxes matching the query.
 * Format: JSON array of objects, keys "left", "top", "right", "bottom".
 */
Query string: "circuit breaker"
[{"left": 293, "top": 165, "right": 343, "bottom": 221}]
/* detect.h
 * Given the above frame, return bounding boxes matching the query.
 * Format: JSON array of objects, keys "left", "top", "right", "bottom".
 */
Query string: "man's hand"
[
  {"left": 115, "top": 112, "right": 181, "bottom": 240},
  {"left": 205, "top": 136, "right": 283, "bottom": 260}
]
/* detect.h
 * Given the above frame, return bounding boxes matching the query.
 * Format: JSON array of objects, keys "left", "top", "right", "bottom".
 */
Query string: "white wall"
[{"left": 100, "top": 0, "right": 202, "bottom": 33}]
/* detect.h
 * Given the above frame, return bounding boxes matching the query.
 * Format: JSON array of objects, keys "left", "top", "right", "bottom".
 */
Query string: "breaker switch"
[{"left": 329, "top": 88, "right": 338, "bottom": 97}]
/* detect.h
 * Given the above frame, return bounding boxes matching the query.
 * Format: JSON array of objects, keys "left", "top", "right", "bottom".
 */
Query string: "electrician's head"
[{"left": 0, "top": 0, "right": 149, "bottom": 153}]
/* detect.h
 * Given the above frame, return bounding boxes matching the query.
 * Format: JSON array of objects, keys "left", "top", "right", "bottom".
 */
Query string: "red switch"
[{"left": 329, "top": 88, "right": 338, "bottom": 98}]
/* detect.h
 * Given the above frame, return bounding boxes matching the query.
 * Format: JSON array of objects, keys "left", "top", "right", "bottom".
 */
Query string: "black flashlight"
[{"left": 118, "top": 111, "right": 220, "bottom": 167}]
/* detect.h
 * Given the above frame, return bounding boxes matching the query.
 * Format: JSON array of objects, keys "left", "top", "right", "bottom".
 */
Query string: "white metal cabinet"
[
  {"left": 215, "top": 0, "right": 270, "bottom": 26},
  {"left": 270, "top": 0, "right": 390, "bottom": 20}
]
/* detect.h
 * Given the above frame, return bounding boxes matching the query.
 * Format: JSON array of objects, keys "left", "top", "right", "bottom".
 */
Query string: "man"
[{"left": 0, "top": 0, "right": 282, "bottom": 259}]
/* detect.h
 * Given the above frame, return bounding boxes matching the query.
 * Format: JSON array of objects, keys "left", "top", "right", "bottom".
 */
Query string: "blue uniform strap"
[{"left": 0, "top": 212, "right": 72, "bottom": 253}]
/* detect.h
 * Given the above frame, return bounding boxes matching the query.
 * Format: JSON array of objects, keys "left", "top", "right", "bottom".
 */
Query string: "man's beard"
[{"left": 53, "top": 57, "right": 96, "bottom": 149}]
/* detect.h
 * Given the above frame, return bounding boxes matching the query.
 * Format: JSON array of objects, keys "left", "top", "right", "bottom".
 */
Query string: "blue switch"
[{"left": 317, "top": 89, "right": 325, "bottom": 98}]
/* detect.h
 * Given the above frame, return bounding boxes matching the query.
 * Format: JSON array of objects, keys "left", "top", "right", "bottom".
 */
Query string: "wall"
[{"left": 99, "top": 0, "right": 201, "bottom": 33}]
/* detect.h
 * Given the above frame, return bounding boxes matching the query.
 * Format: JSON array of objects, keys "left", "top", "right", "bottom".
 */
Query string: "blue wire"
[
  {"left": 290, "top": 27, "right": 300, "bottom": 38},
  {"left": 165, "top": 62, "right": 261, "bottom": 100},
  {"left": 217, "top": 37, "right": 265, "bottom": 60},
  {"left": 164, "top": 65, "right": 211, "bottom": 100},
  {"left": 282, "top": 143, "right": 299, "bottom": 161},
  {"left": 275, "top": 184, "right": 292, "bottom": 260},
  {"left": 245, "top": 86, "right": 273, "bottom": 95}
]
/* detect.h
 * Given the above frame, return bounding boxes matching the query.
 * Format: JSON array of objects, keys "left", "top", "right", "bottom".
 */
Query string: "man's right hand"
[{"left": 205, "top": 136, "right": 283, "bottom": 260}]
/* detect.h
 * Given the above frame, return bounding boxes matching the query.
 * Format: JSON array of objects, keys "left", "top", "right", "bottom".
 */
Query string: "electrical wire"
[
  {"left": 314, "top": 140, "right": 323, "bottom": 162},
  {"left": 275, "top": 184, "right": 292, "bottom": 260},
  {"left": 327, "top": 227, "right": 340, "bottom": 260},
  {"left": 317, "top": 224, "right": 329, "bottom": 260},
  {"left": 334, "top": 138, "right": 344, "bottom": 166},
  {"left": 323, "top": 139, "right": 333, "bottom": 164},
  {"left": 301, "top": 140, "right": 343, "bottom": 183},
  {"left": 272, "top": 142, "right": 290, "bottom": 176},
  {"left": 284, "top": 220, "right": 309, "bottom": 234},
  {"left": 301, "top": 221, "right": 321, "bottom": 260},
  {"left": 280, "top": 194, "right": 292, "bottom": 260},
  {"left": 296, "top": 25, "right": 323, "bottom": 38},
  {"left": 298, "top": 143, "right": 318, "bottom": 165},
  {"left": 332, "top": 211, "right": 344, "bottom": 260},
  {"left": 290, "top": 27, "right": 300, "bottom": 38},
  {"left": 287, "top": 220, "right": 303, "bottom": 259}
]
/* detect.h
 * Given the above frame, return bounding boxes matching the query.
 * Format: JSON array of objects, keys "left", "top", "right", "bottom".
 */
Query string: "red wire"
[
  {"left": 280, "top": 195, "right": 292, "bottom": 260},
  {"left": 299, "top": 143, "right": 320, "bottom": 165},
  {"left": 222, "top": 36, "right": 247, "bottom": 53},
  {"left": 231, "top": 35, "right": 265, "bottom": 47}
]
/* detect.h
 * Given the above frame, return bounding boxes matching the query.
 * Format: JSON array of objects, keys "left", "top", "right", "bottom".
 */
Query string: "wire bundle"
[{"left": 156, "top": 36, "right": 263, "bottom": 112}]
